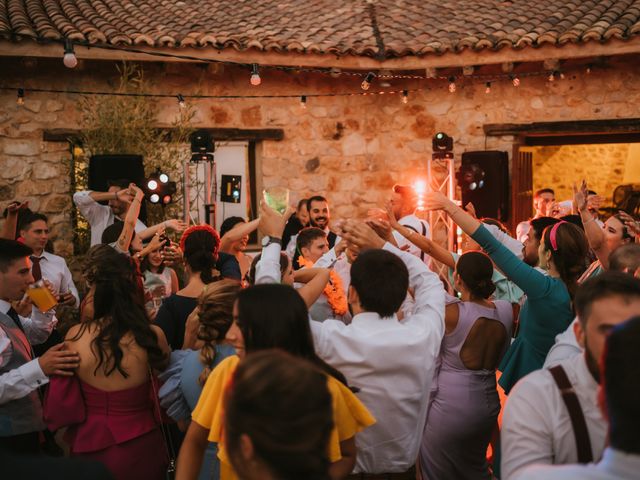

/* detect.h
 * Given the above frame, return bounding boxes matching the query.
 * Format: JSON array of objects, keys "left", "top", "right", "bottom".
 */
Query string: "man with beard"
[
  {"left": 501, "top": 271, "right": 640, "bottom": 479},
  {"left": 522, "top": 216, "right": 561, "bottom": 267},
  {"left": 286, "top": 196, "right": 339, "bottom": 268}
]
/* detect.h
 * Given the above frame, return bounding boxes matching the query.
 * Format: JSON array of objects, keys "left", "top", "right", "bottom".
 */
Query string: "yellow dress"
[{"left": 191, "top": 355, "right": 376, "bottom": 480}]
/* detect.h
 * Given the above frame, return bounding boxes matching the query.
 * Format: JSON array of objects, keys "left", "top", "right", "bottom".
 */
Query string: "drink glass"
[
  {"left": 26, "top": 280, "right": 58, "bottom": 312},
  {"left": 263, "top": 187, "right": 289, "bottom": 215}
]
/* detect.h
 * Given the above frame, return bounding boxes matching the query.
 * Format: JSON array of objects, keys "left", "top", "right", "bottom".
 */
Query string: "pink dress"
[{"left": 44, "top": 376, "right": 168, "bottom": 480}]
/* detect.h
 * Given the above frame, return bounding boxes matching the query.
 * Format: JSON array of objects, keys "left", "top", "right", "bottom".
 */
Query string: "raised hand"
[
  {"left": 337, "top": 220, "right": 385, "bottom": 251},
  {"left": 259, "top": 200, "right": 294, "bottom": 239},
  {"left": 7, "top": 201, "right": 29, "bottom": 214},
  {"left": 464, "top": 202, "right": 477, "bottom": 218},
  {"left": 617, "top": 211, "right": 640, "bottom": 238},
  {"left": 424, "top": 191, "right": 453, "bottom": 211},
  {"left": 572, "top": 180, "right": 589, "bottom": 213},
  {"left": 38, "top": 343, "right": 80, "bottom": 377},
  {"left": 366, "top": 218, "right": 394, "bottom": 243},
  {"left": 164, "top": 219, "right": 188, "bottom": 232},
  {"left": 161, "top": 241, "right": 183, "bottom": 267}
]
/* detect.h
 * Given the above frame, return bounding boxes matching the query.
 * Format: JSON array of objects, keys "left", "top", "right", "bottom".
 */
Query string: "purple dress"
[{"left": 419, "top": 298, "right": 513, "bottom": 480}]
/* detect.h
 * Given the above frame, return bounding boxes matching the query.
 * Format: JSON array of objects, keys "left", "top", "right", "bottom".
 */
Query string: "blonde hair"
[{"left": 197, "top": 279, "right": 241, "bottom": 385}]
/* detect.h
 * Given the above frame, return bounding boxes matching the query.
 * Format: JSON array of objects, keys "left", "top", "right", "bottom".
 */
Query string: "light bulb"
[
  {"left": 548, "top": 71, "right": 555, "bottom": 82},
  {"left": 250, "top": 64, "right": 261, "bottom": 86},
  {"left": 586, "top": 65, "right": 592, "bottom": 74},
  {"left": 361, "top": 72, "right": 375, "bottom": 90},
  {"left": 511, "top": 75, "right": 520, "bottom": 87},
  {"left": 448, "top": 77, "right": 456, "bottom": 93},
  {"left": 402, "top": 90, "right": 408, "bottom": 104},
  {"left": 17, "top": 88, "right": 24, "bottom": 106},
  {"left": 147, "top": 180, "right": 158, "bottom": 191},
  {"left": 485, "top": 82, "right": 491, "bottom": 94},
  {"left": 559, "top": 72, "right": 565, "bottom": 80},
  {"left": 177, "top": 94, "right": 186, "bottom": 108},
  {"left": 63, "top": 40, "right": 77, "bottom": 68},
  {"left": 150, "top": 193, "right": 160, "bottom": 204},
  {"left": 300, "top": 95, "right": 307, "bottom": 109},
  {"left": 159, "top": 173, "right": 169, "bottom": 183}
]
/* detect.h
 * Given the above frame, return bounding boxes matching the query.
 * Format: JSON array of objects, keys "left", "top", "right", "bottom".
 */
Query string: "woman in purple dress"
[
  {"left": 420, "top": 251, "right": 513, "bottom": 480},
  {"left": 45, "top": 247, "right": 170, "bottom": 480}
]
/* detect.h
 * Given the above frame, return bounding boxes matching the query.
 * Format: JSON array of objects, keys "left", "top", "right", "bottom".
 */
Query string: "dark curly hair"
[
  {"left": 72, "top": 250, "right": 167, "bottom": 376},
  {"left": 181, "top": 226, "right": 221, "bottom": 284}
]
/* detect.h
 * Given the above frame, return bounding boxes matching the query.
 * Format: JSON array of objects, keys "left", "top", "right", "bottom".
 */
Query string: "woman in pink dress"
[{"left": 45, "top": 247, "right": 170, "bottom": 480}]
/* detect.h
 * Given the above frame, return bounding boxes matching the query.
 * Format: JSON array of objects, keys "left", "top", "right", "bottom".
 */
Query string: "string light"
[
  {"left": 17, "top": 88, "right": 24, "bottom": 105},
  {"left": 401, "top": 89, "right": 408, "bottom": 104},
  {"left": 300, "top": 95, "right": 307, "bottom": 109},
  {"left": 448, "top": 76, "right": 456, "bottom": 93},
  {"left": 548, "top": 71, "right": 556, "bottom": 82},
  {"left": 586, "top": 64, "right": 592, "bottom": 74},
  {"left": 176, "top": 94, "right": 186, "bottom": 108},
  {"left": 361, "top": 72, "right": 375, "bottom": 90},
  {"left": 511, "top": 74, "right": 520, "bottom": 87},
  {"left": 250, "top": 64, "right": 261, "bottom": 86},
  {"left": 63, "top": 39, "right": 78, "bottom": 68},
  {"left": 485, "top": 82, "right": 491, "bottom": 94},
  {"left": 559, "top": 71, "right": 565, "bottom": 80}
]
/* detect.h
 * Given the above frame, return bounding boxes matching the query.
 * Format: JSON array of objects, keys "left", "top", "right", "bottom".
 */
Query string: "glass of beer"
[
  {"left": 26, "top": 280, "right": 58, "bottom": 312},
  {"left": 263, "top": 187, "right": 289, "bottom": 215}
]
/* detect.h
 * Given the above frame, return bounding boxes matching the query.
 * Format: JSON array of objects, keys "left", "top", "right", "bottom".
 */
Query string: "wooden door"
[{"left": 511, "top": 143, "right": 533, "bottom": 234}]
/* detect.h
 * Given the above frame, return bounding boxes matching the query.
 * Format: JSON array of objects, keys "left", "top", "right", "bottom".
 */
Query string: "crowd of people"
[{"left": 1, "top": 177, "right": 639, "bottom": 480}]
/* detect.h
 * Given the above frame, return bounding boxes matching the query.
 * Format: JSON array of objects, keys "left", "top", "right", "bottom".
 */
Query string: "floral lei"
[{"left": 298, "top": 257, "right": 348, "bottom": 317}]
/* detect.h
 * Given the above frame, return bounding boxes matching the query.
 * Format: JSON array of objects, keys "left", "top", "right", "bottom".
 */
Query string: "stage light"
[
  {"left": 413, "top": 180, "right": 427, "bottom": 195},
  {"left": 150, "top": 193, "right": 160, "bottom": 204},
  {"left": 147, "top": 179, "right": 158, "bottom": 191},
  {"left": 159, "top": 173, "right": 169, "bottom": 183},
  {"left": 162, "top": 195, "right": 172, "bottom": 205},
  {"left": 456, "top": 163, "right": 486, "bottom": 191}
]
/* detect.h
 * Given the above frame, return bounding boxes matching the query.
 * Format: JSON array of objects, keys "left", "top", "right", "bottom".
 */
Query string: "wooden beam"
[
  {"left": 43, "top": 127, "right": 284, "bottom": 143},
  {"left": 2, "top": 36, "right": 640, "bottom": 70},
  {"left": 525, "top": 133, "right": 640, "bottom": 146},
  {"left": 484, "top": 118, "right": 640, "bottom": 137}
]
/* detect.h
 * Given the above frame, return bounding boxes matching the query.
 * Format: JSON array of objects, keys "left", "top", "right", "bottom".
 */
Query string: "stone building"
[{"left": 1, "top": 0, "right": 640, "bottom": 259}]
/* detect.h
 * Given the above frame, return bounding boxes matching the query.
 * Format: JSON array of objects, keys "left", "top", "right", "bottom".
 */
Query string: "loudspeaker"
[
  {"left": 459, "top": 151, "right": 509, "bottom": 222},
  {"left": 88, "top": 154, "right": 147, "bottom": 223}
]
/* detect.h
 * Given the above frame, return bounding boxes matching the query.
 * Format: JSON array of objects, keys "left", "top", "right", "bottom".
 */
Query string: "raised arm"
[
  {"left": 385, "top": 201, "right": 455, "bottom": 268},
  {"left": 425, "top": 192, "right": 552, "bottom": 299},
  {"left": 72, "top": 188, "right": 131, "bottom": 225},
  {"left": 1, "top": 201, "right": 27, "bottom": 240},
  {"left": 574, "top": 180, "right": 609, "bottom": 268},
  {"left": 254, "top": 201, "right": 295, "bottom": 285},
  {"left": 115, "top": 183, "right": 144, "bottom": 253},
  {"left": 294, "top": 267, "right": 331, "bottom": 308},
  {"left": 220, "top": 218, "right": 260, "bottom": 251},
  {"left": 138, "top": 219, "right": 187, "bottom": 241}
]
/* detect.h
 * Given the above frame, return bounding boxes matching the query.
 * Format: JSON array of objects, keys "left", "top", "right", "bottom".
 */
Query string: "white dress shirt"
[
  {"left": 544, "top": 319, "right": 582, "bottom": 368},
  {"left": 73, "top": 190, "right": 147, "bottom": 246},
  {"left": 0, "top": 300, "right": 56, "bottom": 405},
  {"left": 392, "top": 214, "right": 430, "bottom": 265},
  {"left": 310, "top": 244, "right": 445, "bottom": 473},
  {"left": 501, "top": 353, "right": 608, "bottom": 479},
  {"left": 31, "top": 251, "right": 79, "bottom": 307},
  {"left": 514, "top": 448, "right": 640, "bottom": 480}
]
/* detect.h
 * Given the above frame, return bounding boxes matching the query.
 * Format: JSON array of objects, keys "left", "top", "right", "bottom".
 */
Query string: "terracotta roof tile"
[{"left": 0, "top": 0, "right": 639, "bottom": 58}]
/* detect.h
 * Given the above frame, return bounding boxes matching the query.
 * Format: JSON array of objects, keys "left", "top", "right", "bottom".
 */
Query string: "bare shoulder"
[{"left": 65, "top": 322, "right": 89, "bottom": 343}]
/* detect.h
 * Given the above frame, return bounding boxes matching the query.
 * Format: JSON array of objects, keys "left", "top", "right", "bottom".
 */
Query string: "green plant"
[{"left": 76, "top": 62, "right": 195, "bottom": 229}]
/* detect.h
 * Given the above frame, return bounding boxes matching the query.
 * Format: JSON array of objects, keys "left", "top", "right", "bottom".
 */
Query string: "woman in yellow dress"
[{"left": 176, "top": 284, "right": 375, "bottom": 480}]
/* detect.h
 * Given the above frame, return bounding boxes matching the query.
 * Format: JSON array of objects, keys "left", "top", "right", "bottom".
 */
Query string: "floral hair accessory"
[{"left": 179, "top": 224, "right": 220, "bottom": 252}]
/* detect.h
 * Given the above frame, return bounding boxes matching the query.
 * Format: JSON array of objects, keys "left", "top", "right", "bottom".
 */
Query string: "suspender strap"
[{"left": 548, "top": 365, "right": 594, "bottom": 464}]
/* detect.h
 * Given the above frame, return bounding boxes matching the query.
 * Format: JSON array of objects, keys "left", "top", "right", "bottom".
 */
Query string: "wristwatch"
[{"left": 261, "top": 236, "right": 282, "bottom": 248}]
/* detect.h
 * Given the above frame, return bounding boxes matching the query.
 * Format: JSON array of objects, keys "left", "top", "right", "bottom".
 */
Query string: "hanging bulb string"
[{"left": 2, "top": 31, "right": 597, "bottom": 82}]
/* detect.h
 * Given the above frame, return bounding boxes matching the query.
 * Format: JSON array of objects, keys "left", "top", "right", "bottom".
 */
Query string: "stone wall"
[
  {"left": 2, "top": 55, "right": 640, "bottom": 262},
  {"left": 529, "top": 143, "right": 629, "bottom": 204}
]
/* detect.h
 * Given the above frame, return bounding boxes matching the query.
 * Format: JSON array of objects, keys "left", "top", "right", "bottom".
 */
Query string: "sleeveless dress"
[
  {"left": 420, "top": 299, "right": 513, "bottom": 480},
  {"left": 159, "top": 345, "right": 236, "bottom": 480},
  {"left": 44, "top": 376, "right": 167, "bottom": 480}
]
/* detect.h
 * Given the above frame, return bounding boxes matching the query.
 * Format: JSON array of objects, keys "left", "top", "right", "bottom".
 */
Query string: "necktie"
[
  {"left": 7, "top": 307, "right": 25, "bottom": 333},
  {"left": 30, "top": 256, "right": 42, "bottom": 282}
]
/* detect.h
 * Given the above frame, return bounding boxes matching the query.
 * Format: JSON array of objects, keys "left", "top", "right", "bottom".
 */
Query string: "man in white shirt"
[
  {"left": 389, "top": 184, "right": 430, "bottom": 264},
  {"left": 286, "top": 196, "right": 340, "bottom": 265},
  {"left": 0, "top": 239, "right": 80, "bottom": 453},
  {"left": 73, "top": 179, "right": 147, "bottom": 246},
  {"left": 18, "top": 213, "right": 79, "bottom": 307},
  {"left": 257, "top": 210, "right": 445, "bottom": 476},
  {"left": 515, "top": 188, "right": 555, "bottom": 243},
  {"left": 514, "top": 313, "right": 640, "bottom": 480},
  {"left": 501, "top": 271, "right": 640, "bottom": 479}
]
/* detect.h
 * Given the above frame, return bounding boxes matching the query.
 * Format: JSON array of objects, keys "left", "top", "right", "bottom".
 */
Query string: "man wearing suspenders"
[
  {"left": 501, "top": 272, "right": 640, "bottom": 479},
  {"left": 389, "top": 185, "right": 430, "bottom": 265}
]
